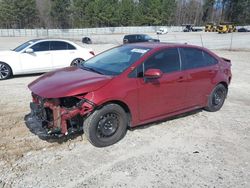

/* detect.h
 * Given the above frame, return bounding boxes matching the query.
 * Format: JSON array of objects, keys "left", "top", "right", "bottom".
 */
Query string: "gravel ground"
[{"left": 0, "top": 36, "right": 250, "bottom": 188}]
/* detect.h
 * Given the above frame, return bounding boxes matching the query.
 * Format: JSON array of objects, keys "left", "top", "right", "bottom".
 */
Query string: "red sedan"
[{"left": 28, "top": 43, "right": 232, "bottom": 147}]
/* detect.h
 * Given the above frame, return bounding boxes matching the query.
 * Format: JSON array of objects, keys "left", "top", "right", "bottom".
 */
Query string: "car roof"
[
  {"left": 27, "top": 38, "right": 81, "bottom": 48},
  {"left": 124, "top": 42, "right": 203, "bottom": 50},
  {"left": 124, "top": 34, "right": 148, "bottom": 37},
  {"left": 29, "top": 38, "right": 76, "bottom": 43}
]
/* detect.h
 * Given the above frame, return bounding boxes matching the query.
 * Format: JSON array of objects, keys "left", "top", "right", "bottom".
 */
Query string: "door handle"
[
  {"left": 177, "top": 76, "right": 186, "bottom": 82},
  {"left": 208, "top": 70, "right": 216, "bottom": 74}
]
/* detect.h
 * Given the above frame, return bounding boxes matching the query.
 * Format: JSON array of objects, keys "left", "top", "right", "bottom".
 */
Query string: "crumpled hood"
[{"left": 28, "top": 66, "right": 112, "bottom": 98}]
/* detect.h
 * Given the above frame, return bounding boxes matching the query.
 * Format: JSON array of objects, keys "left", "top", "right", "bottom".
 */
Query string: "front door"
[
  {"left": 20, "top": 41, "right": 52, "bottom": 73},
  {"left": 137, "top": 48, "right": 188, "bottom": 121}
]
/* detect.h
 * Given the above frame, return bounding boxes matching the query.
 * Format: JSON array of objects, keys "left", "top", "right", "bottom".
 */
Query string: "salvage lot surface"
[{"left": 0, "top": 34, "right": 250, "bottom": 187}]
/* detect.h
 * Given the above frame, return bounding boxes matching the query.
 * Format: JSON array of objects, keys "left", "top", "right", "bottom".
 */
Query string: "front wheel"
[
  {"left": 0, "top": 62, "right": 12, "bottom": 80},
  {"left": 70, "top": 58, "right": 84, "bottom": 66},
  {"left": 84, "top": 104, "right": 128, "bottom": 147},
  {"left": 205, "top": 84, "right": 228, "bottom": 112}
]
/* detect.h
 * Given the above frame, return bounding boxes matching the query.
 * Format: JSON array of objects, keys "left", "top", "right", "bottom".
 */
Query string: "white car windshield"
[{"left": 13, "top": 39, "right": 39, "bottom": 52}]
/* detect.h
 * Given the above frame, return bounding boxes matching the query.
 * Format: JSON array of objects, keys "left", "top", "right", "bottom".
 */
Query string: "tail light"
[{"left": 89, "top": 51, "right": 95, "bottom": 56}]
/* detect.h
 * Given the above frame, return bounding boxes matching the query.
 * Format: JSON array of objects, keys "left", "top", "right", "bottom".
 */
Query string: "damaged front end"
[{"left": 30, "top": 93, "right": 95, "bottom": 137}]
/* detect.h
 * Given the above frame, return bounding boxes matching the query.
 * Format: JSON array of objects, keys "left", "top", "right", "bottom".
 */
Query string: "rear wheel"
[
  {"left": 70, "top": 58, "right": 84, "bottom": 66},
  {"left": 84, "top": 104, "right": 128, "bottom": 147},
  {"left": 0, "top": 62, "right": 12, "bottom": 80},
  {"left": 205, "top": 84, "right": 227, "bottom": 112}
]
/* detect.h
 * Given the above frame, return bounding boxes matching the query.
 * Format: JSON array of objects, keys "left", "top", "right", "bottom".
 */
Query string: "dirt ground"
[{"left": 0, "top": 36, "right": 250, "bottom": 187}]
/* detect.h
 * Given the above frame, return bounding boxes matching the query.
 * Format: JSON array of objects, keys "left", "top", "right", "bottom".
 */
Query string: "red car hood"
[{"left": 28, "top": 67, "right": 112, "bottom": 98}]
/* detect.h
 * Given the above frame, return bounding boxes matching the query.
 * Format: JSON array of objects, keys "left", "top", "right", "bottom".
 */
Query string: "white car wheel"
[
  {"left": 70, "top": 58, "right": 84, "bottom": 66},
  {"left": 0, "top": 62, "right": 12, "bottom": 80}
]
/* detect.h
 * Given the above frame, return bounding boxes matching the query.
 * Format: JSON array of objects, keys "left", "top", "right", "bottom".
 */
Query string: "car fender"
[
  {"left": 97, "top": 97, "right": 138, "bottom": 127},
  {"left": 207, "top": 67, "right": 230, "bottom": 97},
  {"left": 0, "top": 52, "right": 22, "bottom": 75},
  {"left": 84, "top": 87, "right": 139, "bottom": 126},
  {"left": 74, "top": 49, "right": 94, "bottom": 61}
]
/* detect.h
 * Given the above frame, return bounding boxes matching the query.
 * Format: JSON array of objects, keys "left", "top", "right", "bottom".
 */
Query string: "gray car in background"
[{"left": 123, "top": 34, "right": 160, "bottom": 44}]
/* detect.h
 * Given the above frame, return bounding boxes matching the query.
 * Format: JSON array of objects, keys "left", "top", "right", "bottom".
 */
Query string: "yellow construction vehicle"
[
  {"left": 205, "top": 22, "right": 217, "bottom": 32},
  {"left": 217, "top": 23, "right": 236, "bottom": 33}
]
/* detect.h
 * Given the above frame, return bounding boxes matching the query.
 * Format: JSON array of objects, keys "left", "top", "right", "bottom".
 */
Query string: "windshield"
[
  {"left": 13, "top": 39, "right": 39, "bottom": 52},
  {"left": 144, "top": 35, "right": 152, "bottom": 40},
  {"left": 81, "top": 45, "right": 151, "bottom": 76}
]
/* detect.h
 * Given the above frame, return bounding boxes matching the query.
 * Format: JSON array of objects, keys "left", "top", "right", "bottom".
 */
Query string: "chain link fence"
[
  {"left": 0, "top": 26, "right": 249, "bottom": 50},
  {"left": 0, "top": 26, "right": 187, "bottom": 37}
]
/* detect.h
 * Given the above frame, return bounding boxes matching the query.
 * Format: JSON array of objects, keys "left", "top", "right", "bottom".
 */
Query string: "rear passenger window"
[
  {"left": 202, "top": 51, "right": 218, "bottom": 66},
  {"left": 67, "top": 43, "right": 76, "bottom": 50},
  {"left": 50, "top": 41, "right": 68, "bottom": 50},
  {"left": 144, "top": 48, "right": 180, "bottom": 73},
  {"left": 180, "top": 48, "right": 206, "bottom": 70}
]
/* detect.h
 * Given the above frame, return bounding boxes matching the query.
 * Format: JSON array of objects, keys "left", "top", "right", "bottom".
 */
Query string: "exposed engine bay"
[{"left": 30, "top": 93, "right": 95, "bottom": 137}]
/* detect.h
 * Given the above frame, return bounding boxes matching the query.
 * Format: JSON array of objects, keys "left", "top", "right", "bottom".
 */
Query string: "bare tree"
[{"left": 36, "top": 0, "right": 52, "bottom": 28}]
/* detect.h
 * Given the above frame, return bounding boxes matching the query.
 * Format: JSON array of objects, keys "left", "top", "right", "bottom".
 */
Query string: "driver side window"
[
  {"left": 144, "top": 48, "right": 181, "bottom": 73},
  {"left": 31, "top": 42, "right": 50, "bottom": 52},
  {"left": 129, "top": 48, "right": 181, "bottom": 78}
]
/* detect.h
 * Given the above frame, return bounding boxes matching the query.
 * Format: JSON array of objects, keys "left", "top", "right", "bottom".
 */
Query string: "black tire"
[
  {"left": 70, "top": 58, "right": 84, "bottom": 66},
  {"left": 84, "top": 104, "right": 128, "bottom": 147},
  {"left": 205, "top": 84, "right": 228, "bottom": 112},
  {"left": 0, "top": 62, "right": 12, "bottom": 80}
]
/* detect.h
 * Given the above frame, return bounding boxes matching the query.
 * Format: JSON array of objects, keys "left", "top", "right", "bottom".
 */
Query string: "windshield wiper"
[{"left": 81, "top": 66, "right": 103, "bottom": 75}]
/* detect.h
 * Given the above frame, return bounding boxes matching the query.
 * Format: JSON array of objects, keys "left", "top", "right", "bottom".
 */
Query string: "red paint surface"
[
  {"left": 29, "top": 43, "right": 232, "bottom": 128},
  {"left": 28, "top": 66, "right": 112, "bottom": 98}
]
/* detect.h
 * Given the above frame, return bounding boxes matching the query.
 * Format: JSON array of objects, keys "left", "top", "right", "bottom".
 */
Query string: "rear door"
[
  {"left": 50, "top": 41, "right": 75, "bottom": 68},
  {"left": 136, "top": 48, "right": 188, "bottom": 121},
  {"left": 180, "top": 47, "right": 219, "bottom": 107}
]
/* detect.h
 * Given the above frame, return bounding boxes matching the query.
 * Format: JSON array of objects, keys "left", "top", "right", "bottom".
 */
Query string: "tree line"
[{"left": 0, "top": 0, "right": 249, "bottom": 29}]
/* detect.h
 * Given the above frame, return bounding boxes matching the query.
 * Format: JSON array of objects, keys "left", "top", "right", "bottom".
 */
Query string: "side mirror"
[
  {"left": 25, "top": 48, "right": 34, "bottom": 53},
  {"left": 123, "top": 39, "right": 128, "bottom": 44},
  {"left": 144, "top": 69, "right": 163, "bottom": 79}
]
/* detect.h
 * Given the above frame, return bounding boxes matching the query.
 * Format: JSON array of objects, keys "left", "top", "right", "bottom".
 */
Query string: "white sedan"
[
  {"left": 156, "top": 28, "right": 168, "bottom": 34},
  {"left": 0, "top": 39, "right": 95, "bottom": 80}
]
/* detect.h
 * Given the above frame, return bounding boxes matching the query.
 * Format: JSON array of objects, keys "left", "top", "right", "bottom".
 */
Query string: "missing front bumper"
[{"left": 29, "top": 98, "right": 95, "bottom": 137}]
